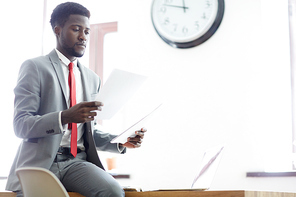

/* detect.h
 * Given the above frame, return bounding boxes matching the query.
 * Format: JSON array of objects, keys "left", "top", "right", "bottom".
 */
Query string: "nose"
[{"left": 79, "top": 31, "right": 87, "bottom": 42}]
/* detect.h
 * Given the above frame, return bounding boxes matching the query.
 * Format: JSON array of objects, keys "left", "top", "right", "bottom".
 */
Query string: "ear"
[{"left": 54, "top": 26, "right": 61, "bottom": 37}]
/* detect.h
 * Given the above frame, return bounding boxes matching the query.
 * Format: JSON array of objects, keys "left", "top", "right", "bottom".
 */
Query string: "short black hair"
[{"left": 50, "top": 2, "right": 90, "bottom": 30}]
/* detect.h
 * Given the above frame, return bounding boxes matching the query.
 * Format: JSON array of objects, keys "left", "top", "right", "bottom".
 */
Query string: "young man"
[{"left": 6, "top": 2, "right": 146, "bottom": 197}]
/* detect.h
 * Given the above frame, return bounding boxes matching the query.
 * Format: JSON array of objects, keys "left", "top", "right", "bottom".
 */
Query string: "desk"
[
  {"left": 124, "top": 190, "right": 296, "bottom": 197},
  {"left": 0, "top": 192, "right": 85, "bottom": 197},
  {"left": 1, "top": 190, "right": 296, "bottom": 197}
]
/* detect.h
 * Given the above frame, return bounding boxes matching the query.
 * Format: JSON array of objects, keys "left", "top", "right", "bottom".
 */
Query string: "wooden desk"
[
  {"left": 125, "top": 190, "right": 296, "bottom": 197},
  {"left": 0, "top": 192, "right": 85, "bottom": 197},
  {"left": 1, "top": 190, "right": 296, "bottom": 197}
]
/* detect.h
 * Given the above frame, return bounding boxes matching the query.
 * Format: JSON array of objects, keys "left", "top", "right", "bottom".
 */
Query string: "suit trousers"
[
  {"left": 16, "top": 152, "right": 124, "bottom": 197},
  {"left": 49, "top": 151, "right": 125, "bottom": 197}
]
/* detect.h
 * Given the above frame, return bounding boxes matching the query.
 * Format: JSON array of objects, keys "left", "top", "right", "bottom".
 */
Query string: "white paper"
[
  {"left": 95, "top": 69, "right": 147, "bottom": 119},
  {"left": 111, "top": 104, "right": 162, "bottom": 144}
]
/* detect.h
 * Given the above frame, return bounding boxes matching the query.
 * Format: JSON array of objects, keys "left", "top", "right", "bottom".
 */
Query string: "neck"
[{"left": 56, "top": 47, "right": 77, "bottom": 62}]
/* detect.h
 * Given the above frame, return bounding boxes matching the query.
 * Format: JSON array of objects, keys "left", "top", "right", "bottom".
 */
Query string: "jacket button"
[{"left": 46, "top": 129, "right": 54, "bottom": 134}]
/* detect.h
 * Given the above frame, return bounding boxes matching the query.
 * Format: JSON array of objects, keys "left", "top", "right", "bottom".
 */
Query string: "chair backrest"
[{"left": 16, "top": 167, "right": 70, "bottom": 197}]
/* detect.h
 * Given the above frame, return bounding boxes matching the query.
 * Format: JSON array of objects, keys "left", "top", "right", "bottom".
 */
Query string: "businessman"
[{"left": 6, "top": 2, "right": 146, "bottom": 197}]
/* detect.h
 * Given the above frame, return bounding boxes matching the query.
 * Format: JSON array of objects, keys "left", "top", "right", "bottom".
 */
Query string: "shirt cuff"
[
  {"left": 117, "top": 143, "right": 125, "bottom": 153},
  {"left": 59, "top": 111, "right": 66, "bottom": 132}
]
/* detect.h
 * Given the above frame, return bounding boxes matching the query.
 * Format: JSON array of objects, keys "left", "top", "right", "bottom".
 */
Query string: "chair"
[{"left": 16, "top": 167, "right": 70, "bottom": 197}]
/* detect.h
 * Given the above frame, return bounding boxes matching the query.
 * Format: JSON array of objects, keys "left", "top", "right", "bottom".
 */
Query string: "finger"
[
  {"left": 127, "top": 141, "right": 141, "bottom": 148},
  {"left": 135, "top": 131, "right": 145, "bottom": 139},
  {"left": 86, "top": 106, "right": 102, "bottom": 112},
  {"left": 94, "top": 101, "right": 104, "bottom": 107},
  {"left": 87, "top": 111, "right": 97, "bottom": 117},
  {"left": 97, "top": 106, "right": 103, "bottom": 111},
  {"left": 85, "top": 117, "right": 95, "bottom": 122},
  {"left": 92, "top": 101, "right": 103, "bottom": 111},
  {"left": 82, "top": 101, "right": 104, "bottom": 107},
  {"left": 80, "top": 106, "right": 100, "bottom": 114},
  {"left": 82, "top": 112, "right": 97, "bottom": 122},
  {"left": 123, "top": 140, "right": 142, "bottom": 149},
  {"left": 128, "top": 137, "right": 142, "bottom": 144},
  {"left": 141, "top": 127, "right": 147, "bottom": 132},
  {"left": 80, "top": 115, "right": 94, "bottom": 123}
]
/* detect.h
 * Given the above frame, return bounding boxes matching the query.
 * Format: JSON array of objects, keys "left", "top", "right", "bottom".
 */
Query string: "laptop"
[{"left": 159, "top": 145, "right": 224, "bottom": 191}]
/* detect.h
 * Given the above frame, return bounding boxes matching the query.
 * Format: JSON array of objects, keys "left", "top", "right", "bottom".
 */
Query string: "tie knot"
[{"left": 68, "top": 62, "right": 74, "bottom": 70}]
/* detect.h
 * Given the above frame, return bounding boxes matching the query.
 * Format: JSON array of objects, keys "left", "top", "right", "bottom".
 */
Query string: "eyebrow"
[{"left": 71, "top": 24, "right": 91, "bottom": 31}]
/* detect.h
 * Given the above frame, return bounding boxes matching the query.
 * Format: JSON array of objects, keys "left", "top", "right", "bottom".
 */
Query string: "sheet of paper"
[
  {"left": 111, "top": 104, "right": 162, "bottom": 144},
  {"left": 95, "top": 69, "right": 147, "bottom": 119}
]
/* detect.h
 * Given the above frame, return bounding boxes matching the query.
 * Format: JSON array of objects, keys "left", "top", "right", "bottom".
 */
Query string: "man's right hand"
[{"left": 61, "top": 101, "right": 103, "bottom": 125}]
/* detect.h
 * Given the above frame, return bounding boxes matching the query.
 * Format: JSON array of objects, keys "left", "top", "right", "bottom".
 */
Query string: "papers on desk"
[{"left": 95, "top": 69, "right": 147, "bottom": 120}]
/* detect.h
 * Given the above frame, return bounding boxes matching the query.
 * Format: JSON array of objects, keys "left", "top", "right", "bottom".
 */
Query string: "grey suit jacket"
[{"left": 6, "top": 50, "right": 124, "bottom": 191}]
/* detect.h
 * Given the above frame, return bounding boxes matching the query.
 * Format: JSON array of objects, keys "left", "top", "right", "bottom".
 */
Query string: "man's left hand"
[{"left": 122, "top": 128, "right": 147, "bottom": 148}]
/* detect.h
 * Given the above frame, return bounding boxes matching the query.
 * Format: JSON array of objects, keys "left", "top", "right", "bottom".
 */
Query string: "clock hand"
[
  {"left": 182, "top": 0, "right": 186, "bottom": 13},
  {"left": 163, "top": 4, "right": 189, "bottom": 10}
]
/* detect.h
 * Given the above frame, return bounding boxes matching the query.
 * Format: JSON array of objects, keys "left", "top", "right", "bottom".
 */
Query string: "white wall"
[
  {"left": 1, "top": 0, "right": 295, "bottom": 193},
  {"left": 0, "top": 0, "right": 44, "bottom": 177},
  {"left": 95, "top": 0, "right": 295, "bottom": 192}
]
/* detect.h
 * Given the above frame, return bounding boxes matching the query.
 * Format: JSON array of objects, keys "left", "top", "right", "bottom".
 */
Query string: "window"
[{"left": 289, "top": 0, "right": 296, "bottom": 170}]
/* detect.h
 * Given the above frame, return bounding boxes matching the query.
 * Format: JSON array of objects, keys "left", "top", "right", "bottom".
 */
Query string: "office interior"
[{"left": 1, "top": 0, "right": 296, "bottom": 193}]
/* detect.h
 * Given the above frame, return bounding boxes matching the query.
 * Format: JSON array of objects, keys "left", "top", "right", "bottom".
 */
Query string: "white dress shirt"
[{"left": 55, "top": 49, "right": 85, "bottom": 150}]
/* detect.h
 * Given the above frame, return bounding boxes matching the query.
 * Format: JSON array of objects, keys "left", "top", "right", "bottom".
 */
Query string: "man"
[{"left": 6, "top": 2, "right": 146, "bottom": 197}]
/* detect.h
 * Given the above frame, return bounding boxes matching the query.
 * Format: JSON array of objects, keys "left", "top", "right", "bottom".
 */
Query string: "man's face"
[{"left": 55, "top": 14, "right": 90, "bottom": 61}]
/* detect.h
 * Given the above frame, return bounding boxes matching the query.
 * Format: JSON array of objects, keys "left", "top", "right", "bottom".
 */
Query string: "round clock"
[{"left": 151, "top": 0, "right": 225, "bottom": 48}]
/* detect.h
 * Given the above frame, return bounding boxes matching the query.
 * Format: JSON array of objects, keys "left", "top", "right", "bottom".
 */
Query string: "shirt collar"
[{"left": 55, "top": 48, "right": 78, "bottom": 67}]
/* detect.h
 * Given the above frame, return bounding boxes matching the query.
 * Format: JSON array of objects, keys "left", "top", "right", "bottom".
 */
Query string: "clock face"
[{"left": 151, "top": 0, "right": 224, "bottom": 48}]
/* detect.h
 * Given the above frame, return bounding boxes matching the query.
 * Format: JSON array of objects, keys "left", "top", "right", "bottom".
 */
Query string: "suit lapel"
[
  {"left": 78, "top": 61, "right": 91, "bottom": 102},
  {"left": 78, "top": 61, "right": 104, "bottom": 170},
  {"left": 48, "top": 50, "right": 69, "bottom": 108},
  {"left": 48, "top": 50, "right": 92, "bottom": 107}
]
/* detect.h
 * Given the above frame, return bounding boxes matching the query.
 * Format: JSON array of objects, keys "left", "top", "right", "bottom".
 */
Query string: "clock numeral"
[
  {"left": 205, "top": 0, "right": 212, "bottom": 8},
  {"left": 195, "top": 21, "right": 200, "bottom": 31},
  {"left": 182, "top": 27, "right": 188, "bottom": 34},
  {"left": 164, "top": 0, "right": 173, "bottom": 3},
  {"left": 160, "top": 6, "right": 166, "bottom": 13},
  {"left": 173, "top": 24, "right": 178, "bottom": 32},
  {"left": 163, "top": 17, "right": 170, "bottom": 25},
  {"left": 202, "top": 12, "right": 207, "bottom": 20}
]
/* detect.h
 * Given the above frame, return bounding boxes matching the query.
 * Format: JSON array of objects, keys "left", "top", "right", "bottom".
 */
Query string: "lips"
[{"left": 75, "top": 43, "right": 86, "bottom": 48}]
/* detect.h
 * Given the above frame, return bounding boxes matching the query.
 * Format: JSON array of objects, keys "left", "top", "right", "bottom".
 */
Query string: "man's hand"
[
  {"left": 61, "top": 101, "right": 103, "bottom": 125},
  {"left": 122, "top": 128, "right": 147, "bottom": 148}
]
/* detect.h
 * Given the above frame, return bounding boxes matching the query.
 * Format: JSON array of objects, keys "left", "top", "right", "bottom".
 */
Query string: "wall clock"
[{"left": 151, "top": 0, "right": 225, "bottom": 48}]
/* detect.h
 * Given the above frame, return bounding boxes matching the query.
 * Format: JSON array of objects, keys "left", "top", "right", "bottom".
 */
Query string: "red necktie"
[{"left": 68, "top": 62, "right": 77, "bottom": 157}]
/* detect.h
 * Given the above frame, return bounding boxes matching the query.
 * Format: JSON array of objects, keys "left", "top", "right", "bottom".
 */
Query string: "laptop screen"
[{"left": 191, "top": 145, "right": 224, "bottom": 190}]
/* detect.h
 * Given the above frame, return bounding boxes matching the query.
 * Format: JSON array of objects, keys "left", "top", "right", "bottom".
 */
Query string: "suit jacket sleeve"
[
  {"left": 92, "top": 128, "right": 126, "bottom": 154},
  {"left": 13, "top": 58, "right": 62, "bottom": 139}
]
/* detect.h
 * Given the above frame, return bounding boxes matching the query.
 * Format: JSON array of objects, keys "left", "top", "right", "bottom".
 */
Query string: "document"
[
  {"left": 111, "top": 103, "right": 162, "bottom": 144},
  {"left": 95, "top": 69, "right": 147, "bottom": 120}
]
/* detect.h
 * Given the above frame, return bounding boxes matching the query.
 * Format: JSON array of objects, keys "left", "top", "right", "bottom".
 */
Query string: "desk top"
[
  {"left": 125, "top": 190, "right": 296, "bottom": 197},
  {"left": 1, "top": 190, "right": 296, "bottom": 197}
]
